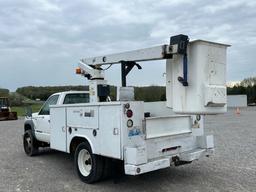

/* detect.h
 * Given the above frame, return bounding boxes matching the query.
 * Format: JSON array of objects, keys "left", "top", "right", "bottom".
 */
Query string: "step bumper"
[{"left": 124, "top": 148, "right": 213, "bottom": 175}]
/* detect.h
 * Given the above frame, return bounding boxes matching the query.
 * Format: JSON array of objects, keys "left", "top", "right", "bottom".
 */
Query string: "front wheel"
[
  {"left": 23, "top": 130, "right": 38, "bottom": 156},
  {"left": 74, "top": 142, "right": 103, "bottom": 183}
]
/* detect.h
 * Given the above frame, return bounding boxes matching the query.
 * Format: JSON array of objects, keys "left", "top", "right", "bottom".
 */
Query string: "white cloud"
[
  {"left": 0, "top": 0, "right": 255, "bottom": 90},
  {"left": 36, "top": 0, "right": 61, "bottom": 12},
  {"left": 204, "top": 0, "right": 256, "bottom": 14}
]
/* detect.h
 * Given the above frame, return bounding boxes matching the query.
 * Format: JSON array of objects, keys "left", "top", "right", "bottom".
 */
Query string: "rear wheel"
[
  {"left": 74, "top": 142, "right": 103, "bottom": 183},
  {"left": 23, "top": 130, "right": 38, "bottom": 156}
]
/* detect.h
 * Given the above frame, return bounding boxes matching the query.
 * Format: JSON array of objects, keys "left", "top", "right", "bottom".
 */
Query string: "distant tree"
[
  {"left": 227, "top": 76, "right": 256, "bottom": 104},
  {"left": 0, "top": 88, "right": 9, "bottom": 97},
  {"left": 134, "top": 86, "right": 165, "bottom": 102},
  {"left": 240, "top": 77, "right": 256, "bottom": 87},
  {"left": 8, "top": 93, "right": 24, "bottom": 106}
]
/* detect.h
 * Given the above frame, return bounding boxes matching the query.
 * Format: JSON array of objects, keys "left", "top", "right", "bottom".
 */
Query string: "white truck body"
[
  {"left": 24, "top": 34, "right": 229, "bottom": 181},
  {"left": 30, "top": 92, "right": 213, "bottom": 176},
  {"left": 48, "top": 99, "right": 212, "bottom": 175}
]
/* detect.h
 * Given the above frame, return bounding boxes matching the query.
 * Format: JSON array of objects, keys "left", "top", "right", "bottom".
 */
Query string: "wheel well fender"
[
  {"left": 24, "top": 120, "right": 35, "bottom": 137},
  {"left": 69, "top": 136, "right": 94, "bottom": 155}
]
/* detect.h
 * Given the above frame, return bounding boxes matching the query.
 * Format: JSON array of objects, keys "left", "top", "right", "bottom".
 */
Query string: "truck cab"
[{"left": 26, "top": 91, "right": 89, "bottom": 143}]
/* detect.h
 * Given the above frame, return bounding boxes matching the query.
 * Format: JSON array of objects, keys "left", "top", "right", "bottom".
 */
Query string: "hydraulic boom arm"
[
  {"left": 78, "top": 34, "right": 190, "bottom": 86},
  {"left": 81, "top": 45, "right": 175, "bottom": 66}
]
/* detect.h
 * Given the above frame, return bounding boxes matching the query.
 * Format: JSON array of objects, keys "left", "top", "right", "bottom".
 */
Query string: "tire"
[
  {"left": 101, "top": 157, "right": 112, "bottom": 180},
  {"left": 112, "top": 159, "right": 125, "bottom": 183},
  {"left": 23, "top": 130, "right": 38, "bottom": 156},
  {"left": 74, "top": 142, "right": 103, "bottom": 183}
]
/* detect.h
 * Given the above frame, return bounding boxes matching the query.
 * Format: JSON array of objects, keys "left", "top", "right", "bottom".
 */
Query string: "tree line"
[
  {"left": 15, "top": 85, "right": 166, "bottom": 103},
  {"left": 16, "top": 84, "right": 255, "bottom": 104},
  {"left": 227, "top": 77, "right": 256, "bottom": 104},
  {"left": 0, "top": 88, "right": 9, "bottom": 97},
  {"left": 15, "top": 76, "right": 256, "bottom": 104},
  {"left": 228, "top": 86, "right": 256, "bottom": 104},
  {"left": 16, "top": 85, "right": 88, "bottom": 101},
  {"left": 1, "top": 76, "right": 256, "bottom": 106}
]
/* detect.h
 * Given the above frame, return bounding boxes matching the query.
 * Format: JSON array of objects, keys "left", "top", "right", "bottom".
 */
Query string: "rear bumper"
[{"left": 124, "top": 148, "right": 214, "bottom": 175}]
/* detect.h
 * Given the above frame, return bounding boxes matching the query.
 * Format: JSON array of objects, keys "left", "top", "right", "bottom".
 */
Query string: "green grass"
[{"left": 11, "top": 104, "right": 42, "bottom": 117}]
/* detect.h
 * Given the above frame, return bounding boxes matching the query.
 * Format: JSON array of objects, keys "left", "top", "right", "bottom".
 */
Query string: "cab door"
[{"left": 34, "top": 94, "right": 59, "bottom": 142}]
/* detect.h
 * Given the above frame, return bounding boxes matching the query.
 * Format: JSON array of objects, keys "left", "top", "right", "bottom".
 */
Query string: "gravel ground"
[{"left": 0, "top": 107, "right": 256, "bottom": 192}]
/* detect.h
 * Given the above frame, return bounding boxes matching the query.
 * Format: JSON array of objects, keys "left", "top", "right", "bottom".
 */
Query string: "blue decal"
[{"left": 128, "top": 128, "right": 141, "bottom": 137}]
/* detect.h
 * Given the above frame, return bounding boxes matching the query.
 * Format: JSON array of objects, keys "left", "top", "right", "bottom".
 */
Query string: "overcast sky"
[{"left": 0, "top": 0, "right": 255, "bottom": 91}]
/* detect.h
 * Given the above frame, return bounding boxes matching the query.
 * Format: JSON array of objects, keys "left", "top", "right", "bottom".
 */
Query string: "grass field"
[{"left": 11, "top": 104, "right": 42, "bottom": 117}]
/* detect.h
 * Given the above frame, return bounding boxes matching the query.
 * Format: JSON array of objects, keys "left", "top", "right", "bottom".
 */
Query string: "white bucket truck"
[{"left": 23, "top": 35, "right": 230, "bottom": 183}]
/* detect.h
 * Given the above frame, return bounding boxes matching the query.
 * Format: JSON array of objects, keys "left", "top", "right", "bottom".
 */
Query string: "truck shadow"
[
  {"left": 31, "top": 149, "right": 204, "bottom": 189},
  {"left": 97, "top": 167, "right": 204, "bottom": 192}
]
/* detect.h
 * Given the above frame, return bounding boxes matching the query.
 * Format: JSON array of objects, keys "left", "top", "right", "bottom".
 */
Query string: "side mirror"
[{"left": 25, "top": 106, "right": 32, "bottom": 117}]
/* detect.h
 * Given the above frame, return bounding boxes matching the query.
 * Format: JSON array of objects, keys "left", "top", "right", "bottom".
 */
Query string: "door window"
[{"left": 39, "top": 95, "right": 59, "bottom": 115}]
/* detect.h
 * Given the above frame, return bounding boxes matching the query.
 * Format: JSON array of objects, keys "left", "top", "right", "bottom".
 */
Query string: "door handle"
[
  {"left": 68, "top": 127, "right": 72, "bottom": 134},
  {"left": 113, "top": 128, "right": 119, "bottom": 135}
]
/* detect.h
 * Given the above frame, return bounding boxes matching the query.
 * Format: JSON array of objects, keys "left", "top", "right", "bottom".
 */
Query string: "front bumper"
[{"left": 124, "top": 148, "right": 214, "bottom": 175}]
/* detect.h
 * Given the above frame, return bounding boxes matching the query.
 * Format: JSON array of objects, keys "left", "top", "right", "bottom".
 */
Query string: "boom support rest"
[{"left": 120, "top": 61, "right": 142, "bottom": 87}]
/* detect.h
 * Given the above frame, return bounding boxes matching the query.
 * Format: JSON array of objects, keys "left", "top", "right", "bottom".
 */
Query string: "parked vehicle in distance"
[{"left": 0, "top": 97, "right": 17, "bottom": 121}]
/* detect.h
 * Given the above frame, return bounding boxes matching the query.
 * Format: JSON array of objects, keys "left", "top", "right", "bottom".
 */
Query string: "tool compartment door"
[
  {"left": 145, "top": 115, "right": 192, "bottom": 139},
  {"left": 50, "top": 107, "right": 67, "bottom": 152},
  {"left": 66, "top": 106, "right": 99, "bottom": 130},
  {"left": 98, "top": 105, "right": 121, "bottom": 159}
]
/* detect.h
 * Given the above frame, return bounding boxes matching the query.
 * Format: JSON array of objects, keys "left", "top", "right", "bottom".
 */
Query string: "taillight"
[{"left": 126, "top": 109, "right": 133, "bottom": 118}]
